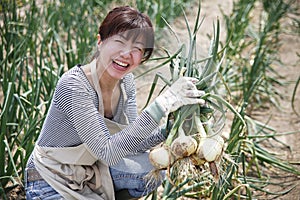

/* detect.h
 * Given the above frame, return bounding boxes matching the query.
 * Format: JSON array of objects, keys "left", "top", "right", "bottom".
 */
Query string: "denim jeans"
[
  {"left": 25, "top": 179, "right": 64, "bottom": 200},
  {"left": 109, "top": 152, "right": 165, "bottom": 198},
  {"left": 109, "top": 167, "right": 164, "bottom": 198}
]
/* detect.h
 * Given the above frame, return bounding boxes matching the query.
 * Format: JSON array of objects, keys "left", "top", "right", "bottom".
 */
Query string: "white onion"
[
  {"left": 170, "top": 126, "right": 198, "bottom": 158},
  {"left": 171, "top": 135, "right": 198, "bottom": 158},
  {"left": 149, "top": 146, "right": 173, "bottom": 169},
  {"left": 197, "top": 134, "right": 224, "bottom": 162}
]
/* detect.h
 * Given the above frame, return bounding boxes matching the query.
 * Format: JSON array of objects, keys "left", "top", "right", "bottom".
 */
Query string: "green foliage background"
[{"left": 0, "top": 0, "right": 299, "bottom": 199}]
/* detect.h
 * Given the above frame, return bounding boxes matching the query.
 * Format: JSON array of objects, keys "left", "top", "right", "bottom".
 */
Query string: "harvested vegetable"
[
  {"left": 197, "top": 134, "right": 224, "bottom": 162},
  {"left": 144, "top": 4, "right": 233, "bottom": 198},
  {"left": 170, "top": 125, "right": 198, "bottom": 159},
  {"left": 149, "top": 145, "right": 174, "bottom": 170}
]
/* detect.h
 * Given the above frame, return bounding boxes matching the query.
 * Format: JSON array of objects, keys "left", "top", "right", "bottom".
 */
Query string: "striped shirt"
[{"left": 27, "top": 65, "right": 165, "bottom": 168}]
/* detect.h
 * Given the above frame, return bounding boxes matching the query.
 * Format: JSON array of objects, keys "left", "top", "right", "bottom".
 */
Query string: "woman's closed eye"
[
  {"left": 114, "top": 39, "right": 125, "bottom": 44},
  {"left": 133, "top": 46, "right": 144, "bottom": 53}
]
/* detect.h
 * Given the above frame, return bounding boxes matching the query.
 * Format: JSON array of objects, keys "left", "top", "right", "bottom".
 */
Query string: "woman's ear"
[{"left": 97, "top": 34, "right": 101, "bottom": 45}]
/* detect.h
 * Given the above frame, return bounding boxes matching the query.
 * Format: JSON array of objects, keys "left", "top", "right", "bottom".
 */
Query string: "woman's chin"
[{"left": 107, "top": 69, "right": 128, "bottom": 80}]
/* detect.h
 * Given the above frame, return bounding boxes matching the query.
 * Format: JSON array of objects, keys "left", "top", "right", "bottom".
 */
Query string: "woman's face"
[{"left": 97, "top": 32, "right": 145, "bottom": 80}]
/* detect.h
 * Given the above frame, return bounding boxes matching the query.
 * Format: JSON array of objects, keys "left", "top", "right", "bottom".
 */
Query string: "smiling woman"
[
  {"left": 24, "top": 5, "right": 205, "bottom": 200},
  {"left": 98, "top": 6, "right": 154, "bottom": 61}
]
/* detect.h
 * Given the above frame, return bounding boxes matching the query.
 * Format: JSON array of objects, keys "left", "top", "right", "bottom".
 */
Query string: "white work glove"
[
  {"left": 145, "top": 77, "right": 205, "bottom": 123},
  {"left": 155, "top": 77, "right": 205, "bottom": 114}
]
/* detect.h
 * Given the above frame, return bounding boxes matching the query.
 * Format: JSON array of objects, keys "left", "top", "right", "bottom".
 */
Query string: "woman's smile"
[{"left": 112, "top": 59, "right": 130, "bottom": 71}]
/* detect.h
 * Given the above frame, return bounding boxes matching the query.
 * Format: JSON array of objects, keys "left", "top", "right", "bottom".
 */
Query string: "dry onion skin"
[
  {"left": 190, "top": 152, "right": 206, "bottom": 166},
  {"left": 170, "top": 126, "right": 198, "bottom": 158}
]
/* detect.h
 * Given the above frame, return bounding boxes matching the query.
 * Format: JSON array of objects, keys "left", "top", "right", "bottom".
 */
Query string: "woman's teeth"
[{"left": 114, "top": 60, "right": 129, "bottom": 68}]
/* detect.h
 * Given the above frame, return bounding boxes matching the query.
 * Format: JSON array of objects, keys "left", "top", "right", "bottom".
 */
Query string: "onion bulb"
[
  {"left": 149, "top": 146, "right": 174, "bottom": 169},
  {"left": 170, "top": 126, "right": 198, "bottom": 158},
  {"left": 195, "top": 116, "right": 224, "bottom": 162},
  {"left": 197, "top": 134, "right": 224, "bottom": 162}
]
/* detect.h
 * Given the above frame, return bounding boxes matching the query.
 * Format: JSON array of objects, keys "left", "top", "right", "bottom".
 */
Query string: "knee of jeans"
[{"left": 129, "top": 171, "right": 164, "bottom": 198}]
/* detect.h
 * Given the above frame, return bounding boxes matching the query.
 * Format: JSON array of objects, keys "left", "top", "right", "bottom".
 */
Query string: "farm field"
[{"left": 1, "top": 0, "right": 300, "bottom": 199}]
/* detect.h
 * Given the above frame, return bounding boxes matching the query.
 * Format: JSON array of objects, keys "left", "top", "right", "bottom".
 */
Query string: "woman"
[{"left": 25, "top": 6, "right": 205, "bottom": 200}]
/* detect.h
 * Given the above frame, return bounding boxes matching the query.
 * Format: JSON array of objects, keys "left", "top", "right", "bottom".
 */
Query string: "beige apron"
[
  {"left": 33, "top": 64, "right": 130, "bottom": 200},
  {"left": 33, "top": 143, "right": 112, "bottom": 200},
  {"left": 33, "top": 119, "right": 128, "bottom": 200}
]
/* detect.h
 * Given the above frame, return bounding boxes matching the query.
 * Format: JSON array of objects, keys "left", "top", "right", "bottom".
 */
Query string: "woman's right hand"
[{"left": 155, "top": 77, "right": 205, "bottom": 114}]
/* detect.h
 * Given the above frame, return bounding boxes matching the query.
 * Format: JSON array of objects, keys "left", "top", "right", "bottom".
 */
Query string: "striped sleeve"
[
  {"left": 123, "top": 74, "right": 166, "bottom": 152},
  {"left": 123, "top": 73, "right": 138, "bottom": 123}
]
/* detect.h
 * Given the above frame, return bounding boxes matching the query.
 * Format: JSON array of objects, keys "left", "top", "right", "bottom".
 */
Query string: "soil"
[{"left": 5, "top": 0, "right": 300, "bottom": 199}]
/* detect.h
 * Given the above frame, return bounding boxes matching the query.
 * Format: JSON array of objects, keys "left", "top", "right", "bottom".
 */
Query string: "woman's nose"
[
  {"left": 120, "top": 50, "right": 131, "bottom": 58},
  {"left": 120, "top": 51, "right": 132, "bottom": 59},
  {"left": 120, "top": 46, "right": 133, "bottom": 58}
]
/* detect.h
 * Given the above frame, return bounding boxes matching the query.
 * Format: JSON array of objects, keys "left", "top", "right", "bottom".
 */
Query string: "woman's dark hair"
[{"left": 98, "top": 6, "right": 154, "bottom": 62}]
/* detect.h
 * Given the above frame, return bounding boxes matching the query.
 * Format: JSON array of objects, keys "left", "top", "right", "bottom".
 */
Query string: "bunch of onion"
[
  {"left": 144, "top": 7, "right": 234, "bottom": 195},
  {"left": 135, "top": 2, "right": 249, "bottom": 197},
  {"left": 147, "top": 122, "right": 199, "bottom": 187},
  {"left": 149, "top": 120, "right": 200, "bottom": 168},
  {"left": 148, "top": 121, "right": 225, "bottom": 200}
]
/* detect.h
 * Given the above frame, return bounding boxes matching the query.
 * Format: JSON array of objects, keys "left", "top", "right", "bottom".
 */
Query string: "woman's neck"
[
  {"left": 99, "top": 71, "right": 119, "bottom": 92},
  {"left": 84, "top": 59, "right": 119, "bottom": 92}
]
